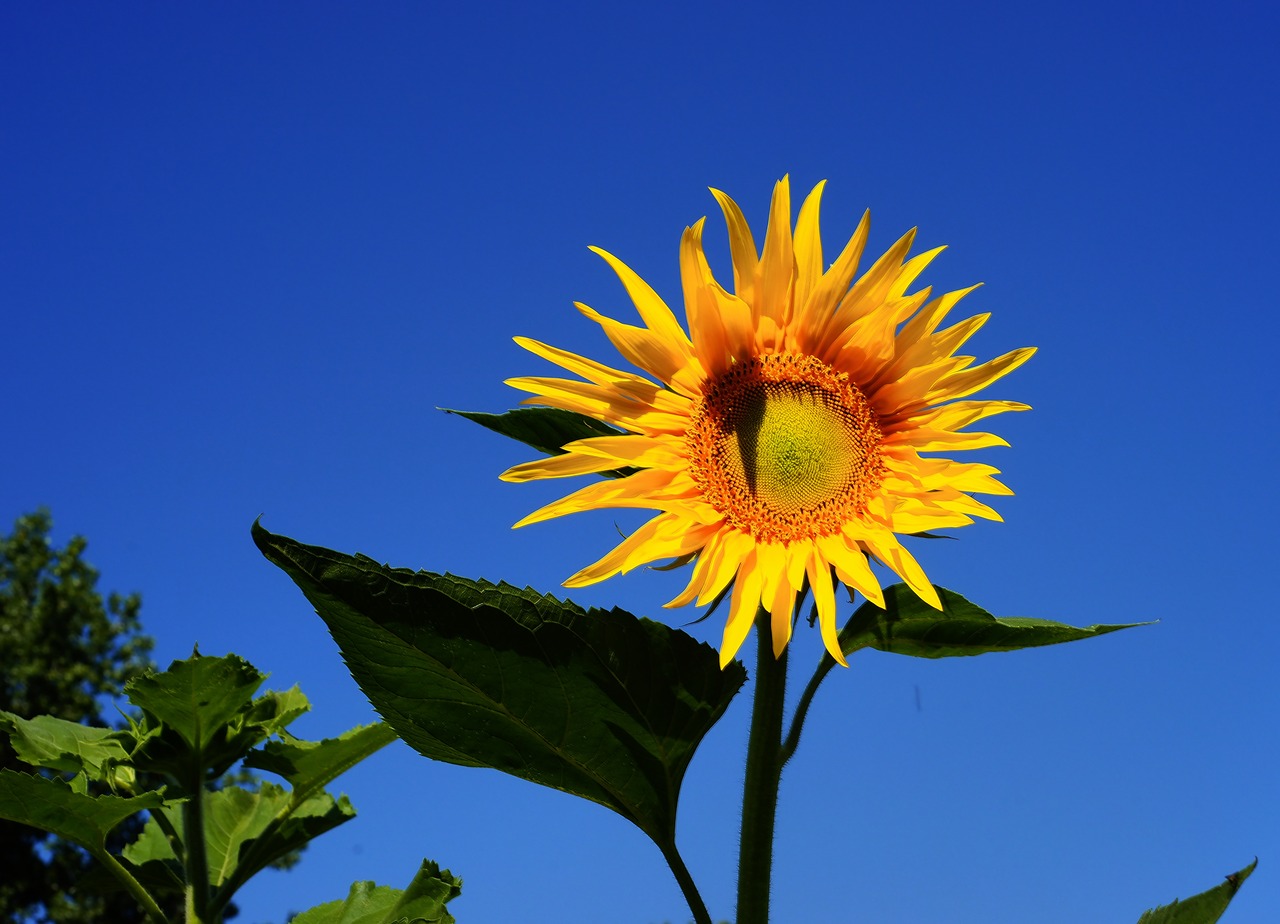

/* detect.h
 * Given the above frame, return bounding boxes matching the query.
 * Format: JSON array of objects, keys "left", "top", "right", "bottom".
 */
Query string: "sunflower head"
[{"left": 502, "top": 177, "right": 1035, "bottom": 667}]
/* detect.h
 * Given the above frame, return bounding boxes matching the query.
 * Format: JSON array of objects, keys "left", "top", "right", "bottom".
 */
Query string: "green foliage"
[
  {"left": 0, "top": 651, "right": 396, "bottom": 924},
  {"left": 252, "top": 522, "right": 745, "bottom": 850},
  {"left": 290, "top": 860, "right": 462, "bottom": 924},
  {"left": 0, "top": 509, "right": 155, "bottom": 924},
  {"left": 1136, "top": 859, "right": 1256, "bottom": 924},
  {"left": 838, "top": 584, "right": 1150, "bottom": 659}
]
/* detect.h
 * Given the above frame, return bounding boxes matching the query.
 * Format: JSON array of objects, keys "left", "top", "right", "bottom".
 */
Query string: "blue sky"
[{"left": 2, "top": 2, "right": 1276, "bottom": 922}]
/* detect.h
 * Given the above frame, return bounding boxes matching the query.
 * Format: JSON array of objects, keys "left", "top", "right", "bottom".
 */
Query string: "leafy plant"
[
  {"left": 0, "top": 508, "right": 155, "bottom": 923},
  {"left": 253, "top": 516, "right": 1252, "bottom": 924},
  {"left": 0, "top": 651, "right": 398, "bottom": 924}
]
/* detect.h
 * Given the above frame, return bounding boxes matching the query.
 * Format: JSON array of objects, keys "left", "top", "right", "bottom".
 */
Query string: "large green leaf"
[
  {"left": 243, "top": 722, "right": 398, "bottom": 808},
  {"left": 1136, "top": 859, "right": 1256, "bottom": 924},
  {"left": 291, "top": 859, "right": 461, "bottom": 924},
  {"left": 840, "top": 584, "right": 1149, "bottom": 659},
  {"left": 253, "top": 522, "right": 745, "bottom": 847},
  {"left": 0, "top": 768, "right": 163, "bottom": 852}
]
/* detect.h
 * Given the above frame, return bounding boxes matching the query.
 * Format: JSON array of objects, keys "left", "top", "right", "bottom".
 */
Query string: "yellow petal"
[
  {"left": 818, "top": 533, "right": 885, "bottom": 609},
  {"left": 862, "top": 532, "right": 941, "bottom": 609},
  {"left": 575, "top": 302, "right": 702, "bottom": 395},
  {"left": 805, "top": 548, "right": 847, "bottom": 666},
  {"left": 566, "top": 513, "right": 720, "bottom": 586},
  {"left": 588, "top": 246, "right": 692, "bottom": 352},
  {"left": 927, "top": 346, "right": 1038, "bottom": 403},
  {"left": 792, "top": 180, "right": 826, "bottom": 320},
  {"left": 710, "top": 188, "right": 760, "bottom": 303},
  {"left": 756, "top": 176, "right": 795, "bottom": 327}
]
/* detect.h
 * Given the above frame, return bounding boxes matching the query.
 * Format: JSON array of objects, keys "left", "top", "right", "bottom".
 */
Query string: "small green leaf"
[
  {"left": 0, "top": 711, "right": 132, "bottom": 786},
  {"left": 290, "top": 859, "right": 461, "bottom": 924},
  {"left": 839, "top": 584, "right": 1150, "bottom": 659},
  {"left": 253, "top": 522, "right": 745, "bottom": 847},
  {"left": 243, "top": 722, "right": 398, "bottom": 808},
  {"left": 445, "top": 406, "right": 623, "bottom": 456},
  {"left": 0, "top": 768, "right": 163, "bottom": 852},
  {"left": 127, "top": 652, "right": 266, "bottom": 785},
  {"left": 1136, "top": 858, "right": 1256, "bottom": 924}
]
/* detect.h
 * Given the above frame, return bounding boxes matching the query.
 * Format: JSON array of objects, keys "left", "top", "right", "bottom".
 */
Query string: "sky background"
[{"left": 2, "top": 2, "right": 1277, "bottom": 922}]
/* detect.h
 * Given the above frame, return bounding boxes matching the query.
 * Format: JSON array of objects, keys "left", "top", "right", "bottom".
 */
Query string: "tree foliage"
[{"left": 0, "top": 509, "right": 154, "bottom": 924}]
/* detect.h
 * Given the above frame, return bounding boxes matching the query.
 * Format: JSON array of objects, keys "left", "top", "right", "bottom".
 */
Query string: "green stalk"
[
  {"left": 92, "top": 848, "right": 171, "bottom": 924},
  {"left": 183, "top": 790, "right": 213, "bottom": 924},
  {"left": 736, "top": 610, "right": 789, "bottom": 924},
  {"left": 658, "top": 838, "right": 714, "bottom": 924}
]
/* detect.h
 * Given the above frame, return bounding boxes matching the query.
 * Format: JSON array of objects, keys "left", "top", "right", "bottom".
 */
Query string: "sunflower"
[{"left": 502, "top": 178, "right": 1035, "bottom": 667}]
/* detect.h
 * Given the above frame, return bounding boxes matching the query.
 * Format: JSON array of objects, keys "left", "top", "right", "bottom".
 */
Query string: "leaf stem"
[
  {"left": 780, "top": 653, "right": 838, "bottom": 769},
  {"left": 658, "top": 838, "right": 713, "bottom": 924},
  {"left": 736, "top": 610, "right": 789, "bottom": 924},
  {"left": 92, "top": 847, "right": 171, "bottom": 924}
]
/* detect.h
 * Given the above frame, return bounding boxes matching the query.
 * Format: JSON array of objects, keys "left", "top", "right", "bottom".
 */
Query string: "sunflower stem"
[
  {"left": 658, "top": 838, "right": 713, "bottom": 924},
  {"left": 736, "top": 610, "right": 789, "bottom": 924}
]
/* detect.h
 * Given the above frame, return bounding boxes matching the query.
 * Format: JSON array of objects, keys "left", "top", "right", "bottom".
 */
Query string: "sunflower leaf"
[
  {"left": 1135, "top": 858, "right": 1256, "bottom": 924},
  {"left": 0, "top": 769, "right": 164, "bottom": 852},
  {"left": 444, "top": 407, "right": 637, "bottom": 477},
  {"left": 839, "top": 584, "right": 1150, "bottom": 659},
  {"left": 242, "top": 722, "right": 398, "bottom": 809},
  {"left": 0, "top": 711, "right": 132, "bottom": 785},
  {"left": 444, "top": 406, "right": 623, "bottom": 455},
  {"left": 290, "top": 859, "right": 462, "bottom": 924},
  {"left": 252, "top": 521, "right": 745, "bottom": 848}
]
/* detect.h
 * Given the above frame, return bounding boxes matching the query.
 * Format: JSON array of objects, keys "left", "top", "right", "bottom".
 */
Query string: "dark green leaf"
[
  {"left": 0, "top": 768, "right": 163, "bottom": 852},
  {"left": 243, "top": 723, "right": 398, "bottom": 808},
  {"left": 840, "top": 584, "right": 1150, "bottom": 659},
  {"left": 253, "top": 522, "right": 744, "bottom": 847},
  {"left": 290, "top": 859, "right": 461, "bottom": 924},
  {"left": 445, "top": 406, "right": 623, "bottom": 456},
  {"left": 1136, "top": 859, "right": 1256, "bottom": 924}
]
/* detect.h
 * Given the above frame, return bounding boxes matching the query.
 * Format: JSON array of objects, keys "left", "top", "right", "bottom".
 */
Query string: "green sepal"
[
  {"left": 839, "top": 584, "right": 1150, "bottom": 659},
  {"left": 291, "top": 859, "right": 462, "bottom": 924},
  {"left": 1136, "top": 858, "right": 1256, "bottom": 923},
  {"left": 253, "top": 521, "right": 745, "bottom": 847}
]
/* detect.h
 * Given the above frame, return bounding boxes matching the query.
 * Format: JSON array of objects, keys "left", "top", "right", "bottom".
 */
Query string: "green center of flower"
[{"left": 687, "top": 353, "right": 885, "bottom": 544}]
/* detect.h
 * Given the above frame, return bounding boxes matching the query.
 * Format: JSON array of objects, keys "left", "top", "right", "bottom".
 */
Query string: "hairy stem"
[
  {"left": 659, "top": 838, "right": 714, "bottom": 924},
  {"left": 736, "top": 611, "right": 789, "bottom": 924},
  {"left": 183, "top": 790, "right": 212, "bottom": 924}
]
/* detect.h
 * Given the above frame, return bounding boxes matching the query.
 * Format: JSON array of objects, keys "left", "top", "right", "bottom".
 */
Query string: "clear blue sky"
[{"left": 3, "top": 3, "right": 1276, "bottom": 922}]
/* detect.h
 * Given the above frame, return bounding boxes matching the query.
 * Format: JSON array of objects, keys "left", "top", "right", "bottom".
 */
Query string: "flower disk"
[
  {"left": 688, "top": 354, "right": 885, "bottom": 546},
  {"left": 502, "top": 177, "right": 1035, "bottom": 667}
]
